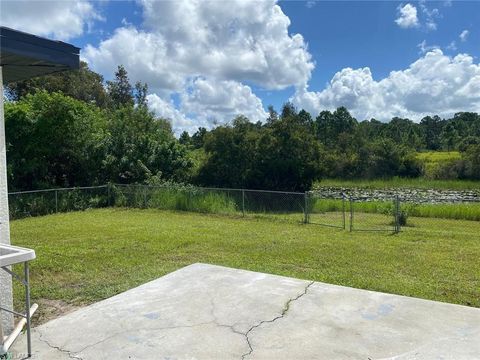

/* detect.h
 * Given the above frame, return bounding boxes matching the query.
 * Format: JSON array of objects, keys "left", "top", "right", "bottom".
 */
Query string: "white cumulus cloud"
[
  {"left": 180, "top": 78, "right": 268, "bottom": 127},
  {"left": 147, "top": 94, "right": 198, "bottom": 135},
  {"left": 419, "top": 0, "right": 441, "bottom": 31},
  {"left": 147, "top": 78, "right": 267, "bottom": 134},
  {"left": 395, "top": 4, "right": 419, "bottom": 29},
  {"left": 84, "top": 0, "right": 313, "bottom": 131},
  {"left": 0, "top": 0, "right": 102, "bottom": 40},
  {"left": 417, "top": 40, "right": 440, "bottom": 54},
  {"left": 85, "top": 0, "right": 314, "bottom": 91},
  {"left": 460, "top": 30, "right": 470, "bottom": 42},
  {"left": 292, "top": 50, "right": 480, "bottom": 121}
]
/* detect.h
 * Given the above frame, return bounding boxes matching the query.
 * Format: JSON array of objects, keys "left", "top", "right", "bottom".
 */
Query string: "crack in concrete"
[
  {"left": 208, "top": 296, "right": 245, "bottom": 338},
  {"left": 240, "top": 281, "right": 315, "bottom": 360},
  {"left": 72, "top": 332, "right": 125, "bottom": 355},
  {"left": 37, "top": 329, "right": 83, "bottom": 360},
  {"left": 37, "top": 321, "right": 217, "bottom": 359},
  {"left": 34, "top": 281, "right": 314, "bottom": 360}
]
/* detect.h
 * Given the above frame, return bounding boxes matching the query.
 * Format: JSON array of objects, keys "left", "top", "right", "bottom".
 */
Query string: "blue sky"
[
  {"left": 2, "top": 0, "right": 479, "bottom": 132},
  {"left": 277, "top": 1, "right": 479, "bottom": 111},
  {"left": 283, "top": 1, "right": 478, "bottom": 80}
]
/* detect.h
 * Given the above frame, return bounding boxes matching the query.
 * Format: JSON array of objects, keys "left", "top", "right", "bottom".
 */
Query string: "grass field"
[
  {"left": 416, "top": 151, "right": 461, "bottom": 162},
  {"left": 10, "top": 208, "right": 480, "bottom": 325},
  {"left": 417, "top": 151, "right": 462, "bottom": 178},
  {"left": 314, "top": 151, "right": 479, "bottom": 190}
]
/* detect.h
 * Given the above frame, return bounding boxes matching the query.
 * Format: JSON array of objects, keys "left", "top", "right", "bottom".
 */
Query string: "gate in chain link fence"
[
  {"left": 307, "top": 191, "right": 347, "bottom": 229},
  {"left": 307, "top": 191, "right": 400, "bottom": 232},
  {"left": 348, "top": 196, "right": 400, "bottom": 233}
]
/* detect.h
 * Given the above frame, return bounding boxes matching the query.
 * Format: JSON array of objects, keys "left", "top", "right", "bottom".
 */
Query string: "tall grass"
[
  {"left": 416, "top": 151, "right": 461, "bottom": 162},
  {"left": 113, "top": 185, "right": 239, "bottom": 215},
  {"left": 310, "top": 198, "right": 480, "bottom": 221},
  {"left": 314, "top": 177, "right": 480, "bottom": 191},
  {"left": 148, "top": 188, "right": 238, "bottom": 214},
  {"left": 405, "top": 202, "right": 480, "bottom": 221}
]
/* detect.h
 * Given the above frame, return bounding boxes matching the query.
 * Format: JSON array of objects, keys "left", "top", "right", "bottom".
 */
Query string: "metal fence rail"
[
  {"left": 7, "top": 183, "right": 480, "bottom": 234},
  {"left": 112, "top": 184, "right": 306, "bottom": 224},
  {"left": 8, "top": 185, "right": 109, "bottom": 219}
]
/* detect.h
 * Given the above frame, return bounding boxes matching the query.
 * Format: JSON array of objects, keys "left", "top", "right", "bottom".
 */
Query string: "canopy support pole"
[{"left": 0, "top": 66, "right": 14, "bottom": 339}]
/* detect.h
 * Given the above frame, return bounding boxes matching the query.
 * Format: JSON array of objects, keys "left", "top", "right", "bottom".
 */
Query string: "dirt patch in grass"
[{"left": 34, "top": 299, "right": 83, "bottom": 325}]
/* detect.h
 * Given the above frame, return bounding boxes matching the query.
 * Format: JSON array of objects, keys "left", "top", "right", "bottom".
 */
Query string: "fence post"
[
  {"left": 55, "top": 190, "right": 58, "bottom": 213},
  {"left": 107, "top": 184, "right": 111, "bottom": 207},
  {"left": 144, "top": 186, "right": 148, "bottom": 209},
  {"left": 242, "top": 189, "right": 245, "bottom": 217},
  {"left": 304, "top": 192, "right": 309, "bottom": 224},
  {"left": 395, "top": 195, "right": 400, "bottom": 233},
  {"left": 349, "top": 197, "right": 354, "bottom": 232},
  {"left": 342, "top": 193, "right": 346, "bottom": 230}
]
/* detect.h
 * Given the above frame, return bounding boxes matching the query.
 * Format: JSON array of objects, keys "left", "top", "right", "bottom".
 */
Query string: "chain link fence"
[
  {"left": 112, "top": 184, "right": 306, "bottom": 223},
  {"left": 307, "top": 191, "right": 347, "bottom": 229},
  {"left": 348, "top": 196, "right": 399, "bottom": 232},
  {"left": 7, "top": 184, "right": 480, "bottom": 234},
  {"left": 8, "top": 185, "right": 110, "bottom": 219}
]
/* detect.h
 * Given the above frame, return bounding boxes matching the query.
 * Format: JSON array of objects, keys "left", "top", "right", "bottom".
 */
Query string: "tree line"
[{"left": 4, "top": 63, "right": 480, "bottom": 192}]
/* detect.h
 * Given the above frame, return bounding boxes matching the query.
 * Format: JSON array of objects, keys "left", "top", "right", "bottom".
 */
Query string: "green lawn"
[{"left": 10, "top": 208, "right": 480, "bottom": 324}]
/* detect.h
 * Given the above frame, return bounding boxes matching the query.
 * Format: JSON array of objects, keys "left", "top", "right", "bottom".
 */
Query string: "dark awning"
[{"left": 0, "top": 26, "right": 80, "bottom": 83}]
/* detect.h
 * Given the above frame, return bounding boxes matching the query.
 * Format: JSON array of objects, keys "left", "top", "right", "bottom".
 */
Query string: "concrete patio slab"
[{"left": 11, "top": 263, "right": 480, "bottom": 359}]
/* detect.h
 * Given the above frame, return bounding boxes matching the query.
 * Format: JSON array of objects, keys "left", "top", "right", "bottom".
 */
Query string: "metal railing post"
[
  {"left": 55, "top": 189, "right": 58, "bottom": 213},
  {"left": 342, "top": 193, "right": 346, "bottom": 230},
  {"left": 349, "top": 197, "right": 354, "bottom": 232},
  {"left": 304, "top": 192, "right": 309, "bottom": 224},
  {"left": 143, "top": 186, "right": 148, "bottom": 209},
  {"left": 242, "top": 189, "right": 245, "bottom": 217},
  {"left": 395, "top": 195, "right": 400, "bottom": 233}
]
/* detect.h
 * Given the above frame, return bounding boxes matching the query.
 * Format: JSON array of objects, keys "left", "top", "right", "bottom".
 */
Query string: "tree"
[
  {"left": 266, "top": 105, "right": 278, "bottom": 124},
  {"left": 280, "top": 102, "right": 297, "bottom": 119},
  {"left": 462, "top": 144, "right": 480, "bottom": 180},
  {"left": 420, "top": 115, "right": 444, "bottom": 150},
  {"left": 191, "top": 127, "right": 208, "bottom": 149},
  {"left": 332, "top": 107, "right": 357, "bottom": 135},
  {"left": 360, "top": 139, "right": 421, "bottom": 179},
  {"left": 297, "top": 109, "right": 314, "bottom": 128},
  {"left": 314, "top": 107, "right": 357, "bottom": 149},
  {"left": 458, "top": 136, "right": 480, "bottom": 152},
  {"left": 107, "top": 65, "right": 134, "bottom": 108},
  {"left": 252, "top": 115, "right": 324, "bottom": 191},
  {"left": 196, "top": 119, "right": 257, "bottom": 188},
  {"left": 5, "top": 91, "right": 108, "bottom": 190},
  {"left": 441, "top": 123, "right": 459, "bottom": 151},
  {"left": 179, "top": 131, "right": 191, "bottom": 146},
  {"left": 197, "top": 113, "right": 324, "bottom": 191},
  {"left": 5, "top": 61, "right": 108, "bottom": 107},
  {"left": 134, "top": 81, "right": 148, "bottom": 108},
  {"left": 103, "top": 106, "right": 192, "bottom": 183}
]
